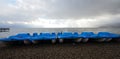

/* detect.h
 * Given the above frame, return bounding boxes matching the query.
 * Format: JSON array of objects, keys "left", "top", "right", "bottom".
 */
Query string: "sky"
[{"left": 0, "top": 0, "right": 120, "bottom": 28}]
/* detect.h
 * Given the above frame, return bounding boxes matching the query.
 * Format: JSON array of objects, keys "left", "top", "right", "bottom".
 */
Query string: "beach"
[{"left": 0, "top": 42, "right": 120, "bottom": 59}]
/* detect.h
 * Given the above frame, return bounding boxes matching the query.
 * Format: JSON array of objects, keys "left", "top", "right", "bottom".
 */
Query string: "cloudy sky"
[{"left": 0, "top": 0, "right": 120, "bottom": 28}]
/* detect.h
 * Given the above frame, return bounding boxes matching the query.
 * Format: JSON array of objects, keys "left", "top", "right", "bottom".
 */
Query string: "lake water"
[{"left": 0, "top": 28, "right": 120, "bottom": 38}]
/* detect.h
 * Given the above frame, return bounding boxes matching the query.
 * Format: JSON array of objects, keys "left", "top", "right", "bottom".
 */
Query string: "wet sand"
[{"left": 0, "top": 42, "right": 120, "bottom": 59}]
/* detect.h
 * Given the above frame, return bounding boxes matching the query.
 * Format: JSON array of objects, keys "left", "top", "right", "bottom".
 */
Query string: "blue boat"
[{"left": 0, "top": 32, "right": 120, "bottom": 45}]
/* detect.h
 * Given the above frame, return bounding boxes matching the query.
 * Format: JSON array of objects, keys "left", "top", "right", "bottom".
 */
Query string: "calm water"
[{"left": 0, "top": 28, "right": 120, "bottom": 38}]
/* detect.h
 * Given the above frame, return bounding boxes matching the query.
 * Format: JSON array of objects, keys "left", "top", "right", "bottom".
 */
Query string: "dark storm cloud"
[
  {"left": 46, "top": 0, "right": 120, "bottom": 19},
  {"left": 99, "top": 16, "right": 120, "bottom": 27},
  {"left": 1, "top": 0, "right": 120, "bottom": 20},
  {"left": 100, "top": 23, "right": 120, "bottom": 28}
]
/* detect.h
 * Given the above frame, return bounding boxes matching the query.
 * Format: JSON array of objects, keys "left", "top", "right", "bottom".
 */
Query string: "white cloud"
[{"left": 0, "top": 0, "right": 120, "bottom": 28}]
